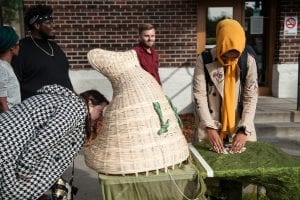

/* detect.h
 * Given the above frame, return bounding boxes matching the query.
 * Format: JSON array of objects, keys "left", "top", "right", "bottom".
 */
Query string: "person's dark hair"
[
  {"left": 138, "top": 23, "right": 155, "bottom": 34},
  {"left": 24, "top": 5, "right": 53, "bottom": 31},
  {"left": 80, "top": 90, "right": 109, "bottom": 106},
  {"left": 79, "top": 90, "right": 109, "bottom": 145}
]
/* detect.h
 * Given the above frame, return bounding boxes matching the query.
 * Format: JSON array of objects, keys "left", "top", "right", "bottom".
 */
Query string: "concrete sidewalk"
[
  {"left": 62, "top": 97, "right": 300, "bottom": 200},
  {"left": 255, "top": 96, "right": 300, "bottom": 160},
  {"left": 62, "top": 151, "right": 101, "bottom": 200},
  {"left": 256, "top": 96, "right": 298, "bottom": 112}
]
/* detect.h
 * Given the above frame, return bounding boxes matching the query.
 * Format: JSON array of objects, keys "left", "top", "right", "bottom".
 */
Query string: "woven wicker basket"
[{"left": 84, "top": 48, "right": 189, "bottom": 175}]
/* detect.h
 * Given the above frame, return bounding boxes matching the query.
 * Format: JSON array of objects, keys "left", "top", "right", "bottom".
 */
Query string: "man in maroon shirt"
[{"left": 134, "top": 23, "right": 161, "bottom": 85}]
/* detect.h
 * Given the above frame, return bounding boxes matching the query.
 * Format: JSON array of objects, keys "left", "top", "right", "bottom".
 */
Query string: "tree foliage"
[{"left": 0, "top": 0, "right": 22, "bottom": 25}]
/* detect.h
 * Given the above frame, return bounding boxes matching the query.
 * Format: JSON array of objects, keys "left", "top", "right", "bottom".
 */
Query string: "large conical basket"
[{"left": 84, "top": 48, "right": 189, "bottom": 175}]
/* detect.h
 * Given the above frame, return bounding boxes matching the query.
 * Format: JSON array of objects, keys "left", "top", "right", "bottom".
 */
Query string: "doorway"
[{"left": 197, "top": 0, "right": 277, "bottom": 95}]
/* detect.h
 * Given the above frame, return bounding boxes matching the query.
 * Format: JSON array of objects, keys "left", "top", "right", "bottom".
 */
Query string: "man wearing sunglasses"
[{"left": 12, "top": 5, "right": 73, "bottom": 101}]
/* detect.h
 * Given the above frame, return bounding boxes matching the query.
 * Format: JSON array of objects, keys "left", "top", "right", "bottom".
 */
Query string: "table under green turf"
[
  {"left": 98, "top": 163, "right": 206, "bottom": 200},
  {"left": 190, "top": 141, "right": 300, "bottom": 200},
  {"left": 98, "top": 141, "right": 300, "bottom": 200}
]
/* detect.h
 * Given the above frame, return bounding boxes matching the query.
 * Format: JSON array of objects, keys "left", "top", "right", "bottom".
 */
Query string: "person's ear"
[{"left": 33, "top": 23, "right": 40, "bottom": 30}]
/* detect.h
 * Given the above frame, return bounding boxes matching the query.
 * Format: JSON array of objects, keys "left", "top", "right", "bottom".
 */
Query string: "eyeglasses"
[{"left": 41, "top": 20, "right": 54, "bottom": 25}]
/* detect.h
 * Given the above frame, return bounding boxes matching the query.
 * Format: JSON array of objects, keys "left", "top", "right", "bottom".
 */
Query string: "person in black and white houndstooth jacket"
[{"left": 0, "top": 84, "right": 89, "bottom": 200}]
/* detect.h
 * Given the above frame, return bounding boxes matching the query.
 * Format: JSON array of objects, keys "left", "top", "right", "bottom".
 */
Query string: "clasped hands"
[{"left": 206, "top": 127, "right": 247, "bottom": 154}]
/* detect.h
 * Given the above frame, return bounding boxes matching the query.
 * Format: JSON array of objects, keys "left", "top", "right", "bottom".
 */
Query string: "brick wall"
[
  {"left": 276, "top": 0, "right": 300, "bottom": 63},
  {"left": 23, "top": 0, "right": 197, "bottom": 69}
]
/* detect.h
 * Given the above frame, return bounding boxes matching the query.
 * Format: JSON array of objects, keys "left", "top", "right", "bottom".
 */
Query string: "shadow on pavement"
[{"left": 62, "top": 150, "right": 102, "bottom": 200}]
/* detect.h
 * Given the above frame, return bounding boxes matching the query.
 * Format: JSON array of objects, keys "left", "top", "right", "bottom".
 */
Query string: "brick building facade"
[
  {"left": 22, "top": 0, "right": 300, "bottom": 68},
  {"left": 23, "top": 0, "right": 198, "bottom": 69},
  {"left": 14, "top": 0, "right": 300, "bottom": 109},
  {"left": 276, "top": 0, "right": 300, "bottom": 64},
  {"left": 272, "top": 0, "right": 300, "bottom": 97}
]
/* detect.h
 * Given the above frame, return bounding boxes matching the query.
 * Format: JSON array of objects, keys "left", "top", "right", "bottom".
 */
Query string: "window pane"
[
  {"left": 245, "top": 0, "right": 266, "bottom": 86},
  {"left": 206, "top": 7, "right": 233, "bottom": 47}
]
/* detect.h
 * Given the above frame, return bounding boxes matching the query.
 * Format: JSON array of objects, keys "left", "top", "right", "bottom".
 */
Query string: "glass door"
[
  {"left": 196, "top": 0, "right": 243, "bottom": 53},
  {"left": 244, "top": 0, "right": 265, "bottom": 86}
]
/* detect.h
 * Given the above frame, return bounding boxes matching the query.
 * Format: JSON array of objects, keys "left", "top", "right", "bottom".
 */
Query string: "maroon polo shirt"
[{"left": 134, "top": 44, "right": 161, "bottom": 85}]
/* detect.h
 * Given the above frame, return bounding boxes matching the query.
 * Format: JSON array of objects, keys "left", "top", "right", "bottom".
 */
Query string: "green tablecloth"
[
  {"left": 98, "top": 163, "right": 206, "bottom": 200},
  {"left": 191, "top": 141, "right": 300, "bottom": 200}
]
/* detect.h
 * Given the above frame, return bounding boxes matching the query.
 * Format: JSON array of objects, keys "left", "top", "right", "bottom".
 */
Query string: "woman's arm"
[
  {"left": 0, "top": 67, "right": 9, "bottom": 112},
  {"left": 0, "top": 97, "right": 8, "bottom": 112},
  {"left": 16, "top": 101, "right": 86, "bottom": 178},
  {"left": 193, "top": 54, "right": 217, "bottom": 129},
  {"left": 237, "top": 54, "right": 258, "bottom": 136}
]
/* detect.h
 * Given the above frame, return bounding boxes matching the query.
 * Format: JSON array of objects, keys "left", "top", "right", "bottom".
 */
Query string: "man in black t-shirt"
[{"left": 12, "top": 5, "right": 73, "bottom": 100}]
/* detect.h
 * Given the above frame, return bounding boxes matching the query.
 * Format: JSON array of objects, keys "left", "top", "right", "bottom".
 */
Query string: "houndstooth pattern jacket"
[{"left": 0, "top": 85, "right": 87, "bottom": 200}]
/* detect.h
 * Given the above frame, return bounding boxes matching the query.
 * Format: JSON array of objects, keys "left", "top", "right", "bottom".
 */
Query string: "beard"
[
  {"left": 39, "top": 29, "right": 55, "bottom": 40},
  {"left": 140, "top": 41, "right": 154, "bottom": 49}
]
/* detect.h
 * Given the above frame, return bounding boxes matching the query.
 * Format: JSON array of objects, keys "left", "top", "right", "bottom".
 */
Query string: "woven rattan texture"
[{"left": 84, "top": 49, "right": 189, "bottom": 175}]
